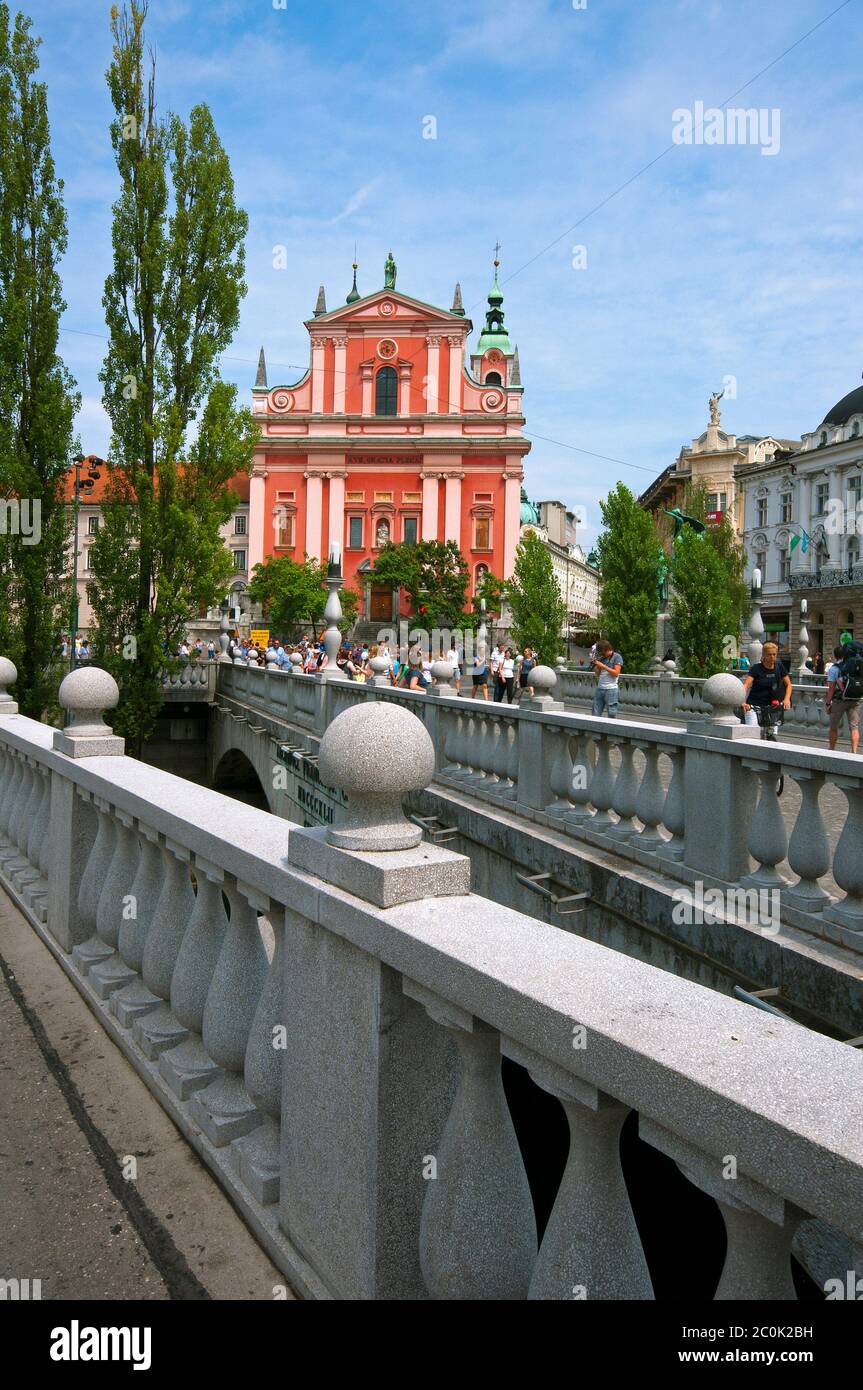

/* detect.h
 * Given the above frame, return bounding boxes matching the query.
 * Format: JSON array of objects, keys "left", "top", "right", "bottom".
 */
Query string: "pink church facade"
[{"left": 247, "top": 254, "right": 530, "bottom": 621}]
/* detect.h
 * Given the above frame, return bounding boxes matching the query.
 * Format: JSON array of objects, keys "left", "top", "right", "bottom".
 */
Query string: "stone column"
[
  {"left": 793, "top": 473, "right": 812, "bottom": 573},
  {"left": 327, "top": 470, "right": 347, "bottom": 557},
  {"left": 398, "top": 361, "right": 412, "bottom": 415},
  {"left": 332, "top": 335, "right": 348, "bottom": 414},
  {"left": 503, "top": 471, "right": 522, "bottom": 578},
  {"left": 360, "top": 360, "right": 374, "bottom": 416},
  {"left": 305, "top": 471, "right": 324, "bottom": 562},
  {"left": 248, "top": 466, "right": 267, "bottom": 575},
  {"left": 826, "top": 466, "right": 843, "bottom": 567},
  {"left": 311, "top": 336, "right": 326, "bottom": 414},
  {"left": 426, "top": 333, "right": 441, "bottom": 414},
  {"left": 444, "top": 472, "right": 463, "bottom": 545},
  {"left": 280, "top": 702, "right": 470, "bottom": 1299},
  {"left": 447, "top": 334, "right": 463, "bottom": 414},
  {"left": 422, "top": 471, "right": 440, "bottom": 541}
]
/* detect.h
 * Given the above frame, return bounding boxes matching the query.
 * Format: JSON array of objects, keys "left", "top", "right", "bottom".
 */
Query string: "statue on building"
[
  {"left": 657, "top": 552, "right": 670, "bottom": 611},
  {"left": 376, "top": 518, "right": 390, "bottom": 546},
  {"left": 709, "top": 388, "right": 724, "bottom": 427},
  {"left": 384, "top": 250, "right": 397, "bottom": 289}
]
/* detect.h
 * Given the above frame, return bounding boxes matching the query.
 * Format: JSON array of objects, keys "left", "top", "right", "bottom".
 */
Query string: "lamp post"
[
  {"left": 65, "top": 454, "right": 102, "bottom": 670},
  {"left": 318, "top": 541, "right": 348, "bottom": 681}
]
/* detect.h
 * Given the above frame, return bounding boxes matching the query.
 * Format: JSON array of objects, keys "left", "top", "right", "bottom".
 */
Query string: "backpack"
[{"left": 840, "top": 648, "right": 863, "bottom": 701}]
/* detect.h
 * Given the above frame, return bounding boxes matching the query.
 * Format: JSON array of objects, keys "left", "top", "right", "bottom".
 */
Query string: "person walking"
[
  {"left": 516, "top": 646, "right": 536, "bottom": 701},
  {"left": 446, "top": 641, "right": 460, "bottom": 692},
  {"left": 826, "top": 644, "right": 861, "bottom": 753},
  {"left": 472, "top": 648, "right": 490, "bottom": 699},
  {"left": 497, "top": 648, "right": 516, "bottom": 703},
  {"left": 592, "top": 641, "right": 623, "bottom": 718}
]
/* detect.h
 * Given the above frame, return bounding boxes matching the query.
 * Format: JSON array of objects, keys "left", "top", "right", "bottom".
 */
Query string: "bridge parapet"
[
  {"left": 557, "top": 667, "right": 830, "bottom": 731},
  {"left": 0, "top": 660, "right": 861, "bottom": 1299},
  {"left": 217, "top": 662, "right": 863, "bottom": 956}
]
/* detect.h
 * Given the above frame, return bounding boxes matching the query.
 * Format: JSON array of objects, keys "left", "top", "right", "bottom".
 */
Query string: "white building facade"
[{"left": 738, "top": 381, "right": 863, "bottom": 661}]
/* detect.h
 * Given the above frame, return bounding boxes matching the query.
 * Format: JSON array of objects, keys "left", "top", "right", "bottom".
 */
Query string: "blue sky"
[{"left": 20, "top": 0, "right": 863, "bottom": 547}]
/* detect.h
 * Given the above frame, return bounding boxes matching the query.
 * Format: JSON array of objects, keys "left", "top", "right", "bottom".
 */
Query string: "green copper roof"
[{"left": 346, "top": 264, "right": 360, "bottom": 304}]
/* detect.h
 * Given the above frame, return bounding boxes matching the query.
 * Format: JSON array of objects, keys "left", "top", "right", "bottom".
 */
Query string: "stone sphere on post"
[
  {"left": 529, "top": 664, "right": 557, "bottom": 696},
  {"left": 703, "top": 672, "right": 747, "bottom": 726},
  {"left": 318, "top": 702, "right": 435, "bottom": 850},
  {"left": 54, "top": 666, "right": 125, "bottom": 757},
  {"left": 289, "top": 651, "right": 303, "bottom": 673},
  {"left": 369, "top": 655, "right": 391, "bottom": 688},
  {"left": 0, "top": 656, "right": 18, "bottom": 715}
]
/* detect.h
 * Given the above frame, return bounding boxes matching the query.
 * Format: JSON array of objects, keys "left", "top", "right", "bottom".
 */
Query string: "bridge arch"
[{"left": 212, "top": 747, "right": 272, "bottom": 813}]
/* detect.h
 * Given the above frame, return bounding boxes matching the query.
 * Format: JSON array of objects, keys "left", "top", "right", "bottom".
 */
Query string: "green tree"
[
  {"left": 89, "top": 2, "right": 255, "bottom": 753},
  {"left": 371, "top": 539, "right": 470, "bottom": 627},
  {"left": 596, "top": 482, "right": 661, "bottom": 673},
  {"left": 0, "top": 5, "right": 79, "bottom": 716},
  {"left": 247, "top": 553, "right": 358, "bottom": 638},
  {"left": 471, "top": 567, "right": 505, "bottom": 620},
  {"left": 505, "top": 530, "right": 566, "bottom": 663},
  {"left": 669, "top": 481, "right": 749, "bottom": 675}
]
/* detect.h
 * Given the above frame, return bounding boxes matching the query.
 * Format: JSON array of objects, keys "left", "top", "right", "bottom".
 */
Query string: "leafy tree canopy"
[
  {"left": 247, "top": 553, "right": 358, "bottom": 638},
  {"left": 595, "top": 482, "right": 662, "bottom": 673},
  {"left": 505, "top": 529, "right": 566, "bottom": 664}
]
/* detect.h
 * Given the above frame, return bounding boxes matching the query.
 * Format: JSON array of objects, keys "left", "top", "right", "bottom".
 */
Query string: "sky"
[{"left": 17, "top": 0, "right": 863, "bottom": 548}]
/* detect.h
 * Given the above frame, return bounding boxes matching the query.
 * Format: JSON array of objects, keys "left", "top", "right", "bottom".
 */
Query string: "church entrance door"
[{"left": 370, "top": 584, "right": 393, "bottom": 622}]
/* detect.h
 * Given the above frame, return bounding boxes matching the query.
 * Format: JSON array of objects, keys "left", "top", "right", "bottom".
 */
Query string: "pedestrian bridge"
[{"left": 0, "top": 655, "right": 861, "bottom": 1300}]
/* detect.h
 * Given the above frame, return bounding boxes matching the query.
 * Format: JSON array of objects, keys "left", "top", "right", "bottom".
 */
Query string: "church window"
[
  {"left": 403, "top": 516, "right": 418, "bottom": 544},
  {"left": 275, "top": 512, "right": 294, "bottom": 548},
  {"left": 375, "top": 366, "right": 398, "bottom": 416},
  {"left": 474, "top": 517, "right": 491, "bottom": 550},
  {"left": 348, "top": 516, "right": 364, "bottom": 549},
  {"left": 485, "top": 371, "right": 502, "bottom": 386}
]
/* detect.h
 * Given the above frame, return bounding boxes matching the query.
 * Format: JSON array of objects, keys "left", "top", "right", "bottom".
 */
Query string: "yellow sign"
[{"left": 250, "top": 629, "right": 270, "bottom": 647}]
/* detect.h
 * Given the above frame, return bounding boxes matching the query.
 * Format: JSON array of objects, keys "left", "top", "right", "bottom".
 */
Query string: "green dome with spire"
[{"left": 476, "top": 254, "right": 513, "bottom": 355}]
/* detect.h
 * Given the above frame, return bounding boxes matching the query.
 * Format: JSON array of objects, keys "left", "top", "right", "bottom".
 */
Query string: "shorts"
[
  {"left": 829, "top": 699, "right": 860, "bottom": 732},
  {"left": 472, "top": 673, "right": 488, "bottom": 686}
]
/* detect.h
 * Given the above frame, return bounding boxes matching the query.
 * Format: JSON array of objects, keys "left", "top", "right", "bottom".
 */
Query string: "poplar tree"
[
  {"left": 0, "top": 4, "right": 79, "bottom": 716},
  {"left": 89, "top": 2, "right": 256, "bottom": 752},
  {"left": 669, "top": 482, "right": 749, "bottom": 675},
  {"left": 505, "top": 529, "right": 566, "bottom": 664},
  {"left": 596, "top": 483, "right": 661, "bottom": 673}
]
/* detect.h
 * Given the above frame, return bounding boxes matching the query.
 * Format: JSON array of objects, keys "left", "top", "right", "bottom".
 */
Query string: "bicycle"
[{"left": 750, "top": 700, "right": 786, "bottom": 795}]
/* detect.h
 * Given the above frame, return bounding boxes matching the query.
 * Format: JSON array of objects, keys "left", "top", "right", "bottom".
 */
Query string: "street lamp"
[{"left": 65, "top": 454, "right": 103, "bottom": 669}]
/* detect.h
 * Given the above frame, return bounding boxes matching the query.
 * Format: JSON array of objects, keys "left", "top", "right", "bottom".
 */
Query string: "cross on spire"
[{"left": 493, "top": 240, "right": 501, "bottom": 265}]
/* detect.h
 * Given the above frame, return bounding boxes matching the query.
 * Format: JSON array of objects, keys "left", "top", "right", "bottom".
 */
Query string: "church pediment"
[{"left": 307, "top": 289, "right": 470, "bottom": 330}]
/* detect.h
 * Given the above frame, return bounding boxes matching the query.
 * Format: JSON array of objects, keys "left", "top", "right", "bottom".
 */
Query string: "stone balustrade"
[
  {"left": 556, "top": 668, "right": 829, "bottom": 731},
  {"left": 217, "top": 661, "right": 863, "bottom": 957},
  {"left": 0, "top": 657, "right": 861, "bottom": 1300},
  {"left": 159, "top": 662, "right": 218, "bottom": 700}
]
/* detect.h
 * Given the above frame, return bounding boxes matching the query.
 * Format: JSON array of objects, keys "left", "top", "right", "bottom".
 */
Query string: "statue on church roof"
[
  {"left": 384, "top": 250, "right": 397, "bottom": 289},
  {"left": 709, "top": 388, "right": 724, "bottom": 427}
]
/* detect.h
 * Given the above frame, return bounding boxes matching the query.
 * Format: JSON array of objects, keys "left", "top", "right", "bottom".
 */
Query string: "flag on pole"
[{"left": 789, "top": 529, "right": 810, "bottom": 553}]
